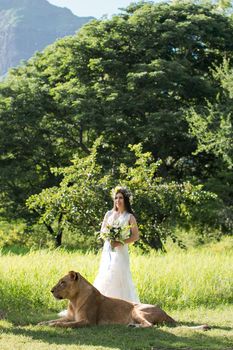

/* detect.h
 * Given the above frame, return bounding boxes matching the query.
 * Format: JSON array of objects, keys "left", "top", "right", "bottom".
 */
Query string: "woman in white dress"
[
  {"left": 58, "top": 186, "right": 140, "bottom": 316},
  {"left": 93, "top": 186, "right": 140, "bottom": 303}
]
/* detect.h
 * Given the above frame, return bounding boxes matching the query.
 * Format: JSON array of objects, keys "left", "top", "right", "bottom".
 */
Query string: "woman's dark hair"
[{"left": 113, "top": 188, "right": 134, "bottom": 214}]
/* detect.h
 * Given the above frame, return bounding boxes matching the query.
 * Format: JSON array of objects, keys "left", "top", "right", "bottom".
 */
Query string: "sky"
[{"left": 48, "top": 0, "right": 151, "bottom": 18}]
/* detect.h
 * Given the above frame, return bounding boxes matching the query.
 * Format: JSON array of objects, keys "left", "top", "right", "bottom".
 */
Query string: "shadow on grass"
[{"left": 1, "top": 317, "right": 232, "bottom": 350}]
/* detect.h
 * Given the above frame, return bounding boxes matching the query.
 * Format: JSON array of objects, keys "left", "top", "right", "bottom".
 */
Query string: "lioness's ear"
[{"left": 68, "top": 271, "right": 79, "bottom": 281}]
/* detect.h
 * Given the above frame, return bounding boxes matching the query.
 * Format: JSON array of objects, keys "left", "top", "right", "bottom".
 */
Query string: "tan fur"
[{"left": 38, "top": 271, "right": 209, "bottom": 330}]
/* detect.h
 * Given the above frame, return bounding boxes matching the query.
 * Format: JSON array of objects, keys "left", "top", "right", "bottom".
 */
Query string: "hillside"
[{"left": 0, "top": 0, "right": 93, "bottom": 75}]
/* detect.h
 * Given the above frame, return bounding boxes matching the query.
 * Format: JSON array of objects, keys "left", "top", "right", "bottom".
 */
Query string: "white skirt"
[{"left": 93, "top": 241, "right": 140, "bottom": 303}]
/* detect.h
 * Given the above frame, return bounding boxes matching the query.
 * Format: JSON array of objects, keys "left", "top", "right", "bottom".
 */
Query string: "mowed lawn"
[{"left": 0, "top": 240, "right": 233, "bottom": 349}]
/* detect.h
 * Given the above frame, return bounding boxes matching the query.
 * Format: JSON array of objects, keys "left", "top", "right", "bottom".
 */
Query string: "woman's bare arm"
[
  {"left": 100, "top": 211, "right": 110, "bottom": 233},
  {"left": 124, "top": 214, "right": 139, "bottom": 244}
]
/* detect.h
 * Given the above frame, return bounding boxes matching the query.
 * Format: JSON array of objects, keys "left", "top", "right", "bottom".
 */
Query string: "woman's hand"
[{"left": 110, "top": 240, "right": 123, "bottom": 248}]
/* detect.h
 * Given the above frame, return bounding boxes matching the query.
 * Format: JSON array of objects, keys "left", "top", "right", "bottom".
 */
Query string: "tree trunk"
[
  {"left": 55, "top": 213, "right": 63, "bottom": 247},
  {"left": 55, "top": 228, "right": 63, "bottom": 247}
]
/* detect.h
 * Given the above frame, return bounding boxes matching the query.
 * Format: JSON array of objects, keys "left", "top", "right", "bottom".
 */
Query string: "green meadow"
[{"left": 0, "top": 239, "right": 233, "bottom": 349}]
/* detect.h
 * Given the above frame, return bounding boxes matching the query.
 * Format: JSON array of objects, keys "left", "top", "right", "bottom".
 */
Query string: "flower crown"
[{"left": 111, "top": 185, "right": 133, "bottom": 203}]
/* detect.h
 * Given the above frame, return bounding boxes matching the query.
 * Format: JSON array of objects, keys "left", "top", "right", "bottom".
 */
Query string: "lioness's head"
[{"left": 51, "top": 271, "right": 80, "bottom": 300}]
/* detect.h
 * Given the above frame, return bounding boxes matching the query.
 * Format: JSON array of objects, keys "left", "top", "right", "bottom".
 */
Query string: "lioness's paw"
[{"left": 127, "top": 323, "right": 140, "bottom": 328}]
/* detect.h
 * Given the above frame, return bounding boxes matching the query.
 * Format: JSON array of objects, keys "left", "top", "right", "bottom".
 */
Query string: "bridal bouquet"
[{"left": 98, "top": 222, "right": 131, "bottom": 245}]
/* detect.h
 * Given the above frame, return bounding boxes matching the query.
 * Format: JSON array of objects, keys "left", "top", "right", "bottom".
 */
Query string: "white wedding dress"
[
  {"left": 93, "top": 210, "right": 140, "bottom": 303},
  {"left": 58, "top": 210, "right": 139, "bottom": 317}
]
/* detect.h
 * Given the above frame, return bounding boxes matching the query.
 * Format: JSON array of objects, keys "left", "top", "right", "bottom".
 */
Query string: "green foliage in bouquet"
[{"left": 98, "top": 223, "right": 131, "bottom": 245}]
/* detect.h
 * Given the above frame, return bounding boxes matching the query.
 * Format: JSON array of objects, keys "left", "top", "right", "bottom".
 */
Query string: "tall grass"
[{"left": 0, "top": 240, "right": 233, "bottom": 314}]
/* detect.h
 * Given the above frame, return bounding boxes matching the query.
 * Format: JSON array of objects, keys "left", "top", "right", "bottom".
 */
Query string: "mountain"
[{"left": 0, "top": 0, "right": 93, "bottom": 76}]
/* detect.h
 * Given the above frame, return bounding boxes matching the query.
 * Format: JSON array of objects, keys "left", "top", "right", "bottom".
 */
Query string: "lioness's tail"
[{"left": 187, "top": 324, "right": 211, "bottom": 331}]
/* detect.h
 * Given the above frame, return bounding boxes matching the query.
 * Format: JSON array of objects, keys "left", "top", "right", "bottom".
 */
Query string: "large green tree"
[
  {"left": 186, "top": 58, "right": 233, "bottom": 231},
  {"left": 0, "top": 1, "right": 232, "bottom": 221},
  {"left": 188, "top": 59, "right": 233, "bottom": 169},
  {"left": 27, "top": 140, "right": 219, "bottom": 249}
]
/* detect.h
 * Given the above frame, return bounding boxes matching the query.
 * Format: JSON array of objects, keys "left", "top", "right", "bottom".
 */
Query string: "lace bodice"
[{"left": 102, "top": 210, "right": 131, "bottom": 235}]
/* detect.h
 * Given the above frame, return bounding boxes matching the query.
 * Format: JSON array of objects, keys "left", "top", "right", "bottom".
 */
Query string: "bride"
[
  {"left": 93, "top": 185, "right": 140, "bottom": 303},
  {"left": 59, "top": 185, "right": 140, "bottom": 317}
]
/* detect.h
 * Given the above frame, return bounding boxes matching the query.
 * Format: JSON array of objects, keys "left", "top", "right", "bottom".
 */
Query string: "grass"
[
  {"left": 0, "top": 306, "right": 232, "bottom": 350},
  {"left": 0, "top": 238, "right": 233, "bottom": 349},
  {"left": 1, "top": 242, "right": 233, "bottom": 312}
]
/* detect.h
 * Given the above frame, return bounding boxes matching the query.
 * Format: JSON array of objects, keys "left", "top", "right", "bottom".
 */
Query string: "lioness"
[{"left": 38, "top": 271, "right": 209, "bottom": 330}]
